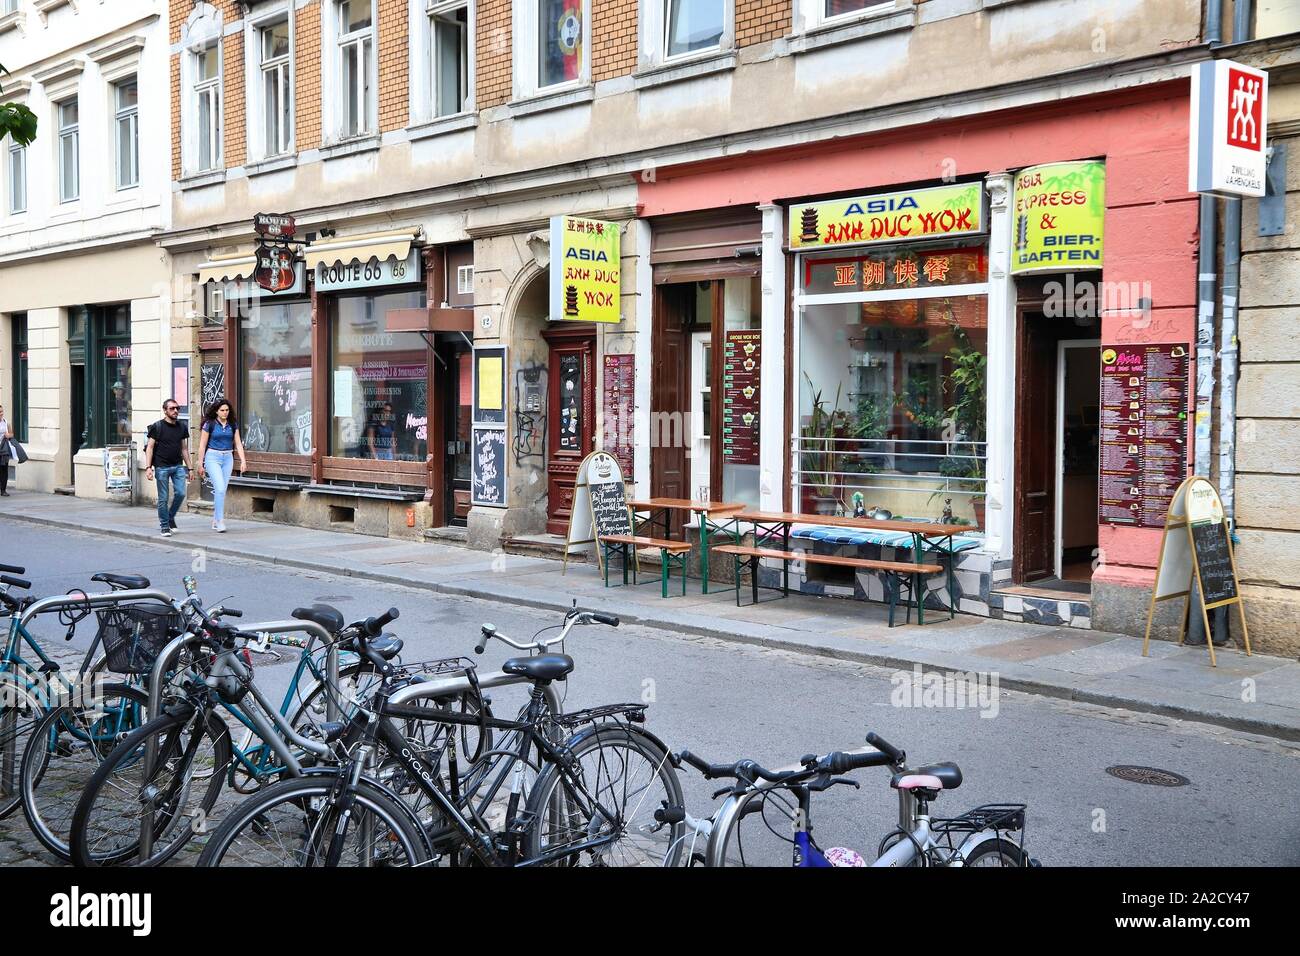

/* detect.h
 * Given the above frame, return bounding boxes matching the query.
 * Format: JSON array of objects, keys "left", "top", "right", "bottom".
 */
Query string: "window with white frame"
[
  {"left": 429, "top": 1, "right": 470, "bottom": 117},
  {"left": 57, "top": 97, "right": 79, "bottom": 203},
  {"left": 259, "top": 17, "right": 292, "bottom": 155},
  {"left": 1, "top": 0, "right": 17, "bottom": 14},
  {"left": 193, "top": 43, "right": 222, "bottom": 171},
  {"left": 523, "top": 0, "right": 588, "bottom": 93},
  {"left": 665, "top": 0, "right": 724, "bottom": 57},
  {"left": 114, "top": 78, "right": 139, "bottom": 190},
  {"left": 798, "top": 0, "right": 896, "bottom": 31},
  {"left": 7, "top": 140, "right": 25, "bottom": 214},
  {"left": 336, "top": 0, "right": 375, "bottom": 138}
]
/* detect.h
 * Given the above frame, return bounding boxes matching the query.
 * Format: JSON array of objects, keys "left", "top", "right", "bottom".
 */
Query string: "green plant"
[
  {"left": 1, "top": 65, "right": 38, "bottom": 147},
  {"left": 801, "top": 372, "right": 844, "bottom": 499}
]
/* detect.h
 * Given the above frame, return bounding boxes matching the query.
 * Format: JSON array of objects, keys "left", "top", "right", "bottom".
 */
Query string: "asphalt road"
[{"left": 2, "top": 518, "right": 1298, "bottom": 866}]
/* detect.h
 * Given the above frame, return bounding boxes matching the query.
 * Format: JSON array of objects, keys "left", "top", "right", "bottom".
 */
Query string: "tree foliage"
[{"left": 1, "top": 63, "right": 37, "bottom": 146}]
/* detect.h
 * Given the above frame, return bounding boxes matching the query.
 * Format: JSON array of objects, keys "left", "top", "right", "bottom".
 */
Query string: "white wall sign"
[
  {"left": 1189, "top": 59, "right": 1269, "bottom": 198},
  {"left": 314, "top": 250, "right": 421, "bottom": 292}
]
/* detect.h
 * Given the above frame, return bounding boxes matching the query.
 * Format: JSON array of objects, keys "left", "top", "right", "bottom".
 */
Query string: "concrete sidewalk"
[{"left": 3, "top": 490, "right": 1299, "bottom": 741}]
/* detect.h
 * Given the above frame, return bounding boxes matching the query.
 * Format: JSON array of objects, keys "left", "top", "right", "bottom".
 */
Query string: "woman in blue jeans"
[{"left": 197, "top": 397, "right": 247, "bottom": 533}]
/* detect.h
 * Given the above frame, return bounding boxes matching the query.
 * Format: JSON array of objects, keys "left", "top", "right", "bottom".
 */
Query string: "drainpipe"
[{"left": 1187, "top": 0, "right": 1224, "bottom": 644}]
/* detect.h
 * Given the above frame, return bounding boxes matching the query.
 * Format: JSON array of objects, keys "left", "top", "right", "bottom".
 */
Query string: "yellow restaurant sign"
[
  {"left": 549, "top": 215, "right": 621, "bottom": 324},
  {"left": 1011, "top": 160, "right": 1105, "bottom": 274},
  {"left": 789, "top": 182, "right": 984, "bottom": 250}
]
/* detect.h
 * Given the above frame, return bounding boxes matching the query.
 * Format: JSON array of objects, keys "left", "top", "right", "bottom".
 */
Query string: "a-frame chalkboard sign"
[
  {"left": 1142, "top": 476, "right": 1251, "bottom": 667},
  {"left": 561, "top": 450, "right": 632, "bottom": 575}
]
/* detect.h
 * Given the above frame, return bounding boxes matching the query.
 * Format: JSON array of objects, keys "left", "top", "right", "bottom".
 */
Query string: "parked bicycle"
[{"left": 665, "top": 731, "right": 1036, "bottom": 867}]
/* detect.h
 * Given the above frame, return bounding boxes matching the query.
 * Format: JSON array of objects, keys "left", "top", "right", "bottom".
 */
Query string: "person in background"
[
  {"left": 143, "top": 399, "right": 191, "bottom": 536},
  {"left": 368, "top": 403, "right": 396, "bottom": 460},
  {"left": 197, "top": 397, "right": 247, "bottom": 533},
  {"left": 0, "top": 404, "right": 12, "bottom": 497}
]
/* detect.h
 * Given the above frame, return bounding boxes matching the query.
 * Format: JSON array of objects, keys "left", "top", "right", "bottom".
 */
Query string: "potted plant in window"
[
  {"left": 801, "top": 374, "right": 845, "bottom": 515},
  {"left": 943, "top": 328, "right": 988, "bottom": 529}
]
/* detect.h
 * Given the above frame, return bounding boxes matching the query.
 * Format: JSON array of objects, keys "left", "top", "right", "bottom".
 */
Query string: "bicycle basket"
[{"left": 97, "top": 604, "right": 184, "bottom": 675}]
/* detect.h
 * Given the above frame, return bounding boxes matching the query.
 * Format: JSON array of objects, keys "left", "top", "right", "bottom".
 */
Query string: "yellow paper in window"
[{"left": 478, "top": 356, "right": 503, "bottom": 411}]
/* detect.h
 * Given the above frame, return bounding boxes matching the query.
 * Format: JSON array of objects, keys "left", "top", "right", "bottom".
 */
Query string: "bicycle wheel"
[
  {"left": 69, "top": 705, "right": 233, "bottom": 867},
  {"left": 524, "top": 724, "right": 684, "bottom": 867},
  {"left": 20, "top": 682, "right": 148, "bottom": 861},
  {"left": 963, "top": 838, "right": 1028, "bottom": 867},
  {"left": 286, "top": 661, "right": 378, "bottom": 741},
  {"left": 0, "top": 672, "right": 46, "bottom": 819},
  {"left": 196, "top": 774, "right": 430, "bottom": 868}
]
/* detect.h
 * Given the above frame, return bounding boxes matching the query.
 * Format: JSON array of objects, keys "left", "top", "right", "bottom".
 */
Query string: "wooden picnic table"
[
  {"left": 730, "top": 510, "right": 979, "bottom": 624},
  {"left": 630, "top": 498, "right": 746, "bottom": 594}
]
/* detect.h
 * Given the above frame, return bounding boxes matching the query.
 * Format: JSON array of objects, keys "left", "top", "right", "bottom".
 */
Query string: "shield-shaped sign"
[{"left": 254, "top": 243, "right": 296, "bottom": 293}]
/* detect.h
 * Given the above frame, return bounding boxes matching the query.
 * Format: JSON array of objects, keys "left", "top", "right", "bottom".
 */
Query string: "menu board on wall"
[
  {"left": 471, "top": 426, "right": 506, "bottom": 507},
  {"left": 601, "top": 354, "right": 634, "bottom": 476},
  {"left": 722, "top": 331, "right": 761, "bottom": 465},
  {"left": 1098, "top": 344, "right": 1190, "bottom": 528}
]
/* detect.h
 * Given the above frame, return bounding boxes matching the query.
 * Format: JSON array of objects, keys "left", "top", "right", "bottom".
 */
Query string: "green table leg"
[
  {"left": 701, "top": 513, "right": 710, "bottom": 595},
  {"left": 661, "top": 552, "right": 669, "bottom": 598},
  {"left": 913, "top": 533, "right": 925, "bottom": 625}
]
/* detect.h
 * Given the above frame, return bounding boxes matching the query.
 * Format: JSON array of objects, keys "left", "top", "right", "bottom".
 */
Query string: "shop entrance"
[
  {"left": 439, "top": 339, "right": 473, "bottom": 527},
  {"left": 540, "top": 325, "right": 595, "bottom": 535},
  {"left": 1013, "top": 307, "right": 1100, "bottom": 587}
]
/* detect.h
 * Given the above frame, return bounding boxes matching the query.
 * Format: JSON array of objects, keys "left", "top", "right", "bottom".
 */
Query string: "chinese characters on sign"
[
  {"left": 722, "top": 331, "right": 761, "bottom": 465},
  {"left": 549, "top": 215, "right": 621, "bottom": 324},
  {"left": 788, "top": 183, "right": 985, "bottom": 250},
  {"left": 1098, "top": 344, "right": 1190, "bottom": 528},
  {"left": 601, "top": 354, "right": 634, "bottom": 477},
  {"left": 1011, "top": 161, "right": 1106, "bottom": 274}
]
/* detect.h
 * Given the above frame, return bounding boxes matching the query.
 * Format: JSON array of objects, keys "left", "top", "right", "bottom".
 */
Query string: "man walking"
[{"left": 144, "top": 399, "right": 191, "bottom": 537}]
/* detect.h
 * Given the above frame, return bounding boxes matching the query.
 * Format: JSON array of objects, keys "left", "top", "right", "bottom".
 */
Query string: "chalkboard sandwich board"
[
  {"left": 471, "top": 426, "right": 507, "bottom": 507},
  {"left": 562, "top": 451, "right": 631, "bottom": 574},
  {"left": 1142, "top": 476, "right": 1251, "bottom": 668}
]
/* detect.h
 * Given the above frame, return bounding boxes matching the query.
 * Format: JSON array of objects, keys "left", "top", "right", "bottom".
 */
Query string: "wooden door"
[
  {"left": 542, "top": 327, "right": 595, "bottom": 536},
  {"left": 1014, "top": 310, "right": 1057, "bottom": 582},
  {"left": 652, "top": 284, "right": 690, "bottom": 501}
]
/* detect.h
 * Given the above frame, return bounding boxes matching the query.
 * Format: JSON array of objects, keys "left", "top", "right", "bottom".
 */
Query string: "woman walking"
[
  {"left": 197, "top": 397, "right": 247, "bottom": 532},
  {"left": 0, "top": 404, "right": 11, "bottom": 497}
]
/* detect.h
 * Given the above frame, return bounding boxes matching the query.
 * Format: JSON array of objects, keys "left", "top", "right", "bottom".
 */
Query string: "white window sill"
[
  {"left": 634, "top": 50, "right": 736, "bottom": 91},
  {"left": 320, "top": 134, "right": 380, "bottom": 160},
  {"left": 178, "top": 169, "right": 226, "bottom": 190},
  {"left": 507, "top": 85, "right": 594, "bottom": 119},
  {"left": 246, "top": 153, "right": 298, "bottom": 177},
  {"left": 409, "top": 112, "right": 478, "bottom": 141},
  {"left": 0, "top": 11, "right": 24, "bottom": 35},
  {"left": 788, "top": 7, "right": 915, "bottom": 55}
]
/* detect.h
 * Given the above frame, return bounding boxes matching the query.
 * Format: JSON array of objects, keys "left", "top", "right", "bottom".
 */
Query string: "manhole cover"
[{"left": 1105, "top": 765, "right": 1190, "bottom": 787}]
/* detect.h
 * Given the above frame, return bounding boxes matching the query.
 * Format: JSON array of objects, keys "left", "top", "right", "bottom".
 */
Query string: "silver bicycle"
[{"left": 662, "top": 731, "right": 1038, "bottom": 867}]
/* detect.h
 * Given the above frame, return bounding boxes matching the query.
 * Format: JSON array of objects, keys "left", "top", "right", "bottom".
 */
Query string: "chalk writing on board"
[
  {"left": 590, "top": 477, "right": 632, "bottom": 539},
  {"left": 472, "top": 427, "right": 506, "bottom": 506},
  {"left": 1191, "top": 520, "right": 1237, "bottom": 605}
]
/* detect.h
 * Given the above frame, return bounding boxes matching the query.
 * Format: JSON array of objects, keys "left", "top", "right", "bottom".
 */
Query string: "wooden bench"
[
  {"left": 599, "top": 534, "right": 694, "bottom": 598},
  {"left": 712, "top": 543, "right": 944, "bottom": 625}
]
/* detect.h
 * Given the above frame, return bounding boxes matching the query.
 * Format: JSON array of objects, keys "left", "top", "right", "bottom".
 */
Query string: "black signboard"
[
  {"left": 471, "top": 426, "right": 506, "bottom": 507},
  {"left": 1191, "top": 520, "right": 1238, "bottom": 606},
  {"left": 589, "top": 476, "right": 633, "bottom": 539}
]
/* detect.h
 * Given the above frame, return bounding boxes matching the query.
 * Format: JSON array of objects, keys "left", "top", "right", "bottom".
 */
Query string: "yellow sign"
[
  {"left": 789, "top": 182, "right": 984, "bottom": 250},
  {"left": 1011, "top": 160, "right": 1105, "bottom": 274},
  {"left": 550, "top": 216, "right": 621, "bottom": 324},
  {"left": 477, "top": 356, "right": 503, "bottom": 411}
]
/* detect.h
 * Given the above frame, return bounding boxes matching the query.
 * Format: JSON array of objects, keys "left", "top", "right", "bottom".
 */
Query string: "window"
[
  {"left": 68, "top": 305, "right": 133, "bottom": 449},
  {"left": 57, "top": 98, "right": 78, "bottom": 202},
  {"left": 796, "top": 0, "right": 895, "bottom": 32},
  {"left": 238, "top": 299, "right": 313, "bottom": 455},
  {"left": 114, "top": 78, "right": 139, "bottom": 190},
  {"left": 429, "top": 1, "right": 470, "bottom": 117},
  {"left": 1, "top": 1, "right": 17, "bottom": 14},
  {"left": 665, "top": 0, "right": 723, "bottom": 57},
  {"left": 193, "top": 44, "right": 222, "bottom": 171},
  {"left": 330, "top": 290, "right": 429, "bottom": 463},
  {"left": 7, "top": 140, "right": 25, "bottom": 213},
  {"left": 797, "top": 245, "right": 988, "bottom": 523},
  {"left": 336, "top": 0, "right": 375, "bottom": 137},
  {"left": 537, "top": 0, "right": 585, "bottom": 89},
  {"left": 259, "top": 18, "right": 292, "bottom": 156}
]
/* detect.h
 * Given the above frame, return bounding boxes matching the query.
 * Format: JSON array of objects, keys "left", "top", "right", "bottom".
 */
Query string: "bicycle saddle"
[
  {"left": 890, "top": 762, "right": 963, "bottom": 791},
  {"left": 91, "top": 572, "right": 151, "bottom": 591},
  {"left": 292, "top": 604, "right": 345, "bottom": 634},
  {"left": 501, "top": 654, "right": 574, "bottom": 683}
]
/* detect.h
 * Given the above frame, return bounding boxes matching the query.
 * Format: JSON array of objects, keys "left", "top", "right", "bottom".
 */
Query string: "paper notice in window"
[
  {"left": 333, "top": 370, "right": 353, "bottom": 417},
  {"left": 478, "top": 356, "right": 503, "bottom": 411}
]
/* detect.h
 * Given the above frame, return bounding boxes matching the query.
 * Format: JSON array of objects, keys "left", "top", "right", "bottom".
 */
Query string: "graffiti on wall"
[
  {"left": 200, "top": 363, "right": 225, "bottom": 412},
  {"left": 513, "top": 364, "right": 547, "bottom": 465}
]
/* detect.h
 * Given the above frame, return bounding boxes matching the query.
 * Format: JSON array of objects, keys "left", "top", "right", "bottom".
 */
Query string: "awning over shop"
[
  {"left": 195, "top": 248, "right": 257, "bottom": 284},
  {"left": 302, "top": 227, "right": 422, "bottom": 270}
]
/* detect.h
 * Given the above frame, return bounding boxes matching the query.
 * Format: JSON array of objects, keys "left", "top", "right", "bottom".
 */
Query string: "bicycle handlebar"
[
  {"left": 865, "top": 732, "right": 905, "bottom": 766},
  {"left": 0, "top": 563, "right": 25, "bottom": 575},
  {"left": 0, "top": 574, "right": 31, "bottom": 589},
  {"left": 363, "top": 607, "right": 399, "bottom": 637},
  {"left": 475, "top": 608, "right": 618, "bottom": 655}
]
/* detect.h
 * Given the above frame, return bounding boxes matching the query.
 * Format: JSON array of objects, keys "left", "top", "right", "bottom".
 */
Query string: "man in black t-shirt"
[{"left": 144, "top": 399, "right": 192, "bottom": 537}]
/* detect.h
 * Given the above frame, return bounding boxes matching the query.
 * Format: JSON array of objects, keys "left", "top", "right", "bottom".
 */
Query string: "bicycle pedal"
[{"left": 505, "top": 811, "right": 537, "bottom": 835}]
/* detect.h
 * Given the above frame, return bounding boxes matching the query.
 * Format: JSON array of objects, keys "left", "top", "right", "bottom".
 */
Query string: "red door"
[
  {"left": 1014, "top": 310, "right": 1057, "bottom": 582},
  {"left": 651, "top": 284, "right": 690, "bottom": 501},
  {"left": 542, "top": 327, "right": 595, "bottom": 536}
]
